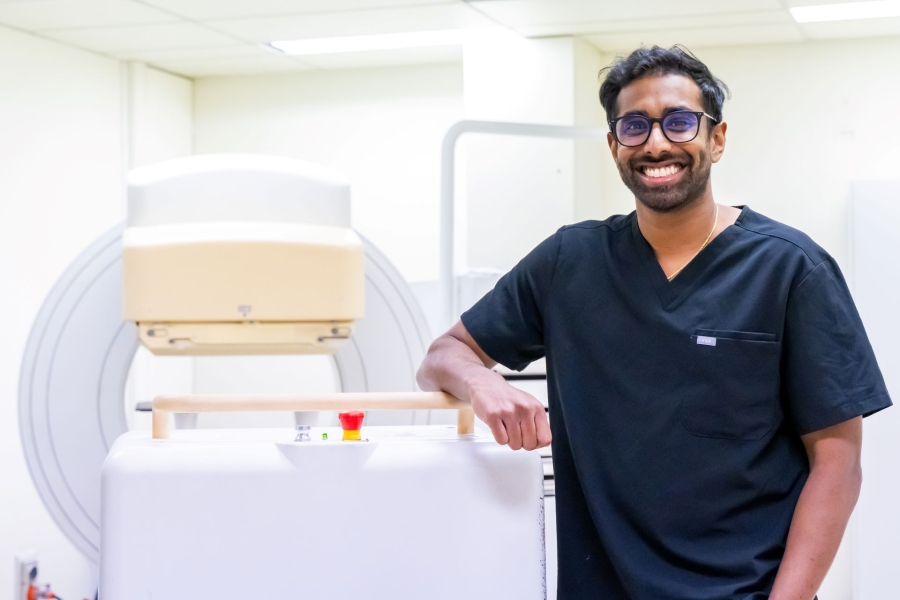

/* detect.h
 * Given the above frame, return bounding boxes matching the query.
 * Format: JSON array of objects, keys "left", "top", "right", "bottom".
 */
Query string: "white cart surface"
[{"left": 100, "top": 426, "right": 545, "bottom": 599}]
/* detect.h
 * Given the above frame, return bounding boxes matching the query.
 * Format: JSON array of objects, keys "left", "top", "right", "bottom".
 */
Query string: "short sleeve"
[
  {"left": 782, "top": 258, "right": 892, "bottom": 434},
  {"left": 460, "top": 230, "right": 562, "bottom": 371}
]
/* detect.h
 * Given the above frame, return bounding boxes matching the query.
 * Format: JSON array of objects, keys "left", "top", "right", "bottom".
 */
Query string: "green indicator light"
[{"left": 322, "top": 433, "right": 328, "bottom": 440}]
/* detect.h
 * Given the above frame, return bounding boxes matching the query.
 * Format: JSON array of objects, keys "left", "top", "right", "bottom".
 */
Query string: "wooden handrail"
[{"left": 151, "top": 392, "right": 475, "bottom": 439}]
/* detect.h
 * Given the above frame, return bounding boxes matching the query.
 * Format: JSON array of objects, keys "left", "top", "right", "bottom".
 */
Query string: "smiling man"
[{"left": 417, "top": 46, "right": 892, "bottom": 599}]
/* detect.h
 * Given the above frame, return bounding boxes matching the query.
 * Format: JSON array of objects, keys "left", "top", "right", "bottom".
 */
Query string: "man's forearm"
[
  {"left": 416, "top": 329, "right": 498, "bottom": 402},
  {"left": 769, "top": 462, "right": 861, "bottom": 600}
]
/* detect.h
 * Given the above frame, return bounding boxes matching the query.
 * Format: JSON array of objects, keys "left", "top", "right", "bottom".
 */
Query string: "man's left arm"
[{"left": 769, "top": 416, "right": 863, "bottom": 600}]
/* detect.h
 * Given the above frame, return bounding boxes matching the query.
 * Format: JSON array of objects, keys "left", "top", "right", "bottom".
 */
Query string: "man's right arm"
[{"left": 416, "top": 320, "right": 551, "bottom": 451}]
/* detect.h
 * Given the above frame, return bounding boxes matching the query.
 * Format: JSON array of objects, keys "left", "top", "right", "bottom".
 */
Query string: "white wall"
[
  {"left": 125, "top": 61, "right": 193, "bottom": 168},
  {"left": 849, "top": 184, "right": 900, "bottom": 600},
  {"left": 573, "top": 38, "right": 607, "bottom": 223},
  {"left": 193, "top": 64, "right": 464, "bottom": 284},
  {"left": 0, "top": 24, "right": 192, "bottom": 598},
  {"left": 461, "top": 35, "right": 605, "bottom": 274},
  {"left": 0, "top": 26, "right": 122, "bottom": 600},
  {"left": 462, "top": 34, "right": 575, "bottom": 274}
]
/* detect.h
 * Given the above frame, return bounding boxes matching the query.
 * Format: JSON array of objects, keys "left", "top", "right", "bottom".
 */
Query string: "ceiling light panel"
[
  {"left": 207, "top": 4, "right": 495, "bottom": 42},
  {"left": 791, "top": 1, "right": 900, "bottom": 22},
  {"left": 465, "top": 0, "right": 783, "bottom": 28},
  {"left": 583, "top": 22, "right": 802, "bottom": 53},
  {"left": 139, "top": 0, "right": 457, "bottom": 21},
  {"left": 797, "top": 14, "right": 900, "bottom": 37},
  {"left": 0, "top": 0, "right": 176, "bottom": 31},
  {"left": 516, "top": 9, "right": 789, "bottom": 38},
  {"left": 270, "top": 29, "right": 476, "bottom": 54},
  {"left": 41, "top": 21, "right": 237, "bottom": 54},
  {"left": 301, "top": 45, "right": 462, "bottom": 69}
]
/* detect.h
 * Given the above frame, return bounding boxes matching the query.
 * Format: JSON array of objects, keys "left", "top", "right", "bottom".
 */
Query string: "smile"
[{"left": 641, "top": 164, "right": 683, "bottom": 179}]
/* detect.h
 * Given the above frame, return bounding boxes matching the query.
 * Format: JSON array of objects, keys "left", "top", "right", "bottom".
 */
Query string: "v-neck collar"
[{"left": 630, "top": 205, "right": 748, "bottom": 310}]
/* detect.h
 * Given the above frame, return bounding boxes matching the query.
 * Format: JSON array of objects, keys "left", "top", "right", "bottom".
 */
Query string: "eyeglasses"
[{"left": 609, "top": 111, "right": 718, "bottom": 147}]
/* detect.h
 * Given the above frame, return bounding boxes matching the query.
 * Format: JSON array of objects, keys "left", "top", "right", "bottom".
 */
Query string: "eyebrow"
[{"left": 619, "top": 105, "right": 697, "bottom": 118}]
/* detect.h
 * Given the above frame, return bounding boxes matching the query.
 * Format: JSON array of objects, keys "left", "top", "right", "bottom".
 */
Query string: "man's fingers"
[
  {"left": 487, "top": 416, "right": 509, "bottom": 446},
  {"left": 535, "top": 409, "right": 552, "bottom": 448},
  {"left": 505, "top": 415, "right": 524, "bottom": 451},
  {"left": 470, "top": 382, "right": 547, "bottom": 450},
  {"left": 520, "top": 410, "right": 538, "bottom": 451}
]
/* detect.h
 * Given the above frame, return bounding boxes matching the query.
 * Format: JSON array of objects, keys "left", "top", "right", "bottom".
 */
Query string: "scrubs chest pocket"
[{"left": 681, "top": 330, "right": 781, "bottom": 441}]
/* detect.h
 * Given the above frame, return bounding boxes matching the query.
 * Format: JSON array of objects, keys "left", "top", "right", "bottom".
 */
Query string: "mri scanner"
[
  {"left": 18, "top": 152, "right": 546, "bottom": 599},
  {"left": 18, "top": 154, "right": 446, "bottom": 564}
]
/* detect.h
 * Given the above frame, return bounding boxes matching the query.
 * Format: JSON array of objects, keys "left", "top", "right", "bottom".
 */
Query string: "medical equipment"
[
  {"left": 100, "top": 393, "right": 544, "bottom": 599},
  {"left": 123, "top": 155, "right": 365, "bottom": 355},
  {"left": 19, "top": 154, "right": 436, "bottom": 564}
]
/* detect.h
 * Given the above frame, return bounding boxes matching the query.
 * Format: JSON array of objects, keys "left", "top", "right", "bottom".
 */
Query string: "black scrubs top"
[{"left": 461, "top": 207, "right": 891, "bottom": 600}]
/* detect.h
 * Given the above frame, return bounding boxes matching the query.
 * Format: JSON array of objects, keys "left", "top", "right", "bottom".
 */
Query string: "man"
[{"left": 417, "top": 46, "right": 892, "bottom": 600}]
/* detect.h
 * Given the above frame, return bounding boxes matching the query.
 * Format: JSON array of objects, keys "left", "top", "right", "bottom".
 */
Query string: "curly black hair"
[{"left": 599, "top": 45, "right": 730, "bottom": 129}]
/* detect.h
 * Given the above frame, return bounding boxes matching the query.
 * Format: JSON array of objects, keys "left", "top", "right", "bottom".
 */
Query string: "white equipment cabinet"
[{"left": 100, "top": 412, "right": 546, "bottom": 599}]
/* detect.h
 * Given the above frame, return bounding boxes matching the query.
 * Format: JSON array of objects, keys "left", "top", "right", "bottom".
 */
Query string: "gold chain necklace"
[{"left": 666, "top": 203, "right": 719, "bottom": 281}]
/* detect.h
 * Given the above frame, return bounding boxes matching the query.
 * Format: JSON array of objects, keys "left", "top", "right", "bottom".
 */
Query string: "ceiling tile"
[
  {"left": 301, "top": 44, "right": 461, "bottom": 69},
  {"left": 151, "top": 54, "right": 313, "bottom": 77},
  {"left": 518, "top": 9, "right": 790, "bottom": 38},
  {"left": 139, "top": 0, "right": 456, "bottom": 20},
  {"left": 467, "top": 0, "right": 784, "bottom": 28},
  {"left": 204, "top": 4, "right": 496, "bottom": 43},
  {"left": 0, "top": 0, "right": 176, "bottom": 31},
  {"left": 41, "top": 21, "right": 238, "bottom": 54},
  {"left": 581, "top": 22, "right": 804, "bottom": 53},
  {"left": 798, "top": 16, "right": 900, "bottom": 40}
]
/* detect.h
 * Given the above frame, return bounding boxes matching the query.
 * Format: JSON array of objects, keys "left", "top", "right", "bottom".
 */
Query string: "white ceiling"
[{"left": 0, "top": 0, "right": 898, "bottom": 77}]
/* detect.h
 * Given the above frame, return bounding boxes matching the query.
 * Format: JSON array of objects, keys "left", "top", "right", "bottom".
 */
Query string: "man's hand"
[
  {"left": 416, "top": 320, "right": 551, "bottom": 451},
  {"left": 466, "top": 369, "right": 551, "bottom": 451}
]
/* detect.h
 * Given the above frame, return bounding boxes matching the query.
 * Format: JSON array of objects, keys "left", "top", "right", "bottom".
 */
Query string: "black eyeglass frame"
[{"left": 608, "top": 111, "right": 719, "bottom": 147}]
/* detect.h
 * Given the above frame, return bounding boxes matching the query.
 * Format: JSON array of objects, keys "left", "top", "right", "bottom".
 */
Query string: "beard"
[{"left": 616, "top": 147, "right": 712, "bottom": 213}]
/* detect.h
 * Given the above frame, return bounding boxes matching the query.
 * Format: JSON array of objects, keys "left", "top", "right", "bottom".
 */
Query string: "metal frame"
[{"left": 439, "top": 120, "right": 608, "bottom": 328}]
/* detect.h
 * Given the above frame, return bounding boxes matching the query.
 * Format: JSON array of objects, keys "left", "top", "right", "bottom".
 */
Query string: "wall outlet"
[{"left": 14, "top": 551, "right": 38, "bottom": 600}]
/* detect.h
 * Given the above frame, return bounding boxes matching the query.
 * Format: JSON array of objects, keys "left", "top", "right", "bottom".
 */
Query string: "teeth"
[{"left": 644, "top": 165, "right": 680, "bottom": 178}]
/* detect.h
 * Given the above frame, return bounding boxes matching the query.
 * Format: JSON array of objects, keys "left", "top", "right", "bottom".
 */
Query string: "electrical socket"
[{"left": 14, "top": 551, "right": 38, "bottom": 600}]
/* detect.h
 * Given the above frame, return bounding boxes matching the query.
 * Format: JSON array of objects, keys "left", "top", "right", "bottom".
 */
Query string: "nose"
[{"left": 643, "top": 121, "right": 672, "bottom": 155}]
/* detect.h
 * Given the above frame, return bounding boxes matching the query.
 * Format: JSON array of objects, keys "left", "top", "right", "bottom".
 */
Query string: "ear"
[
  {"left": 710, "top": 121, "right": 727, "bottom": 163},
  {"left": 607, "top": 131, "right": 618, "bottom": 160}
]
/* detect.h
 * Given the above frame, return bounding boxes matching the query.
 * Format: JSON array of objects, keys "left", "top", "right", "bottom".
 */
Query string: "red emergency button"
[{"left": 338, "top": 410, "right": 365, "bottom": 441}]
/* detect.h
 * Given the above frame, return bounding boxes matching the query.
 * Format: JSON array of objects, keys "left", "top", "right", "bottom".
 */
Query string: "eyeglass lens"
[{"left": 615, "top": 112, "right": 701, "bottom": 147}]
